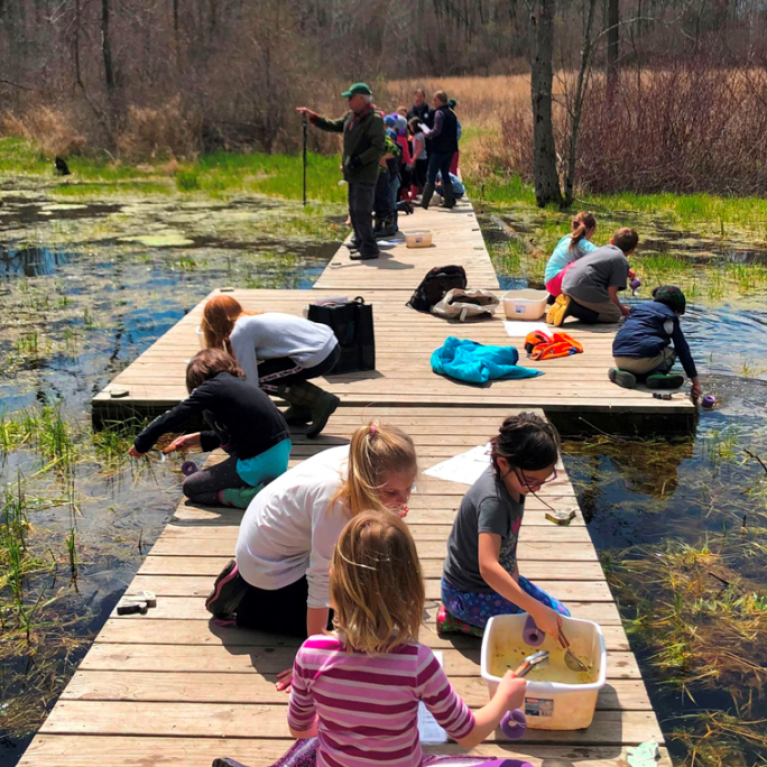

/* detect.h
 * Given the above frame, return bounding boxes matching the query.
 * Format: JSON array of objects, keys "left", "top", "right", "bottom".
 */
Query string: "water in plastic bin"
[{"left": 490, "top": 644, "right": 597, "bottom": 686}]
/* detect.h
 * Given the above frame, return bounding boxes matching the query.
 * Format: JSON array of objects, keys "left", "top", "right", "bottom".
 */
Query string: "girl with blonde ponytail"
[{"left": 205, "top": 421, "right": 418, "bottom": 690}]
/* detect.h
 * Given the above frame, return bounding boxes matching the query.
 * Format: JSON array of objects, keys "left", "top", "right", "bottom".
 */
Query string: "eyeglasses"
[{"left": 514, "top": 467, "right": 558, "bottom": 491}]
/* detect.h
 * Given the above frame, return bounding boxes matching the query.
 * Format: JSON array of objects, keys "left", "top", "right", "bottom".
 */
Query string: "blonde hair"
[
  {"left": 333, "top": 421, "right": 418, "bottom": 516},
  {"left": 201, "top": 295, "right": 262, "bottom": 351},
  {"left": 331, "top": 511, "right": 424, "bottom": 655}
]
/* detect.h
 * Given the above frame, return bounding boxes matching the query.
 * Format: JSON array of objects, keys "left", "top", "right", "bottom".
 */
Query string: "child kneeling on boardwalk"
[
  {"left": 439, "top": 413, "right": 571, "bottom": 637},
  {"left": 610, "top": 285, "right": 702, "bottom": 400},
  {"left": 129, "top": 349, "right": 291, "bottom": 509},
  {"left": 212, "top": 511, "right": 528, "bottom": 767},
  {"left": 206, "top": 422, "right": 419, "bottom": 691}
]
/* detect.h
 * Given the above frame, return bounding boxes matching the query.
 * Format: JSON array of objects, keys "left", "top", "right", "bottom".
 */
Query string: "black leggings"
[
  {"left": 257, "top": 345, "right": 340, "bottom": 394},
  {"left": 183, "top": 454, "right": 245, "bottom": 506},
  {"left": 236, "top": 575, "right": 334, "bottom": 636}
]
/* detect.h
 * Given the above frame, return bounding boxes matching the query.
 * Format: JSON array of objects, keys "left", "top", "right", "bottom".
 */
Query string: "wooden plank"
[
  {"left": 127, "top": 574, "right": 613, "bottom": 602},
  {"left": 95, "top": 617, "right": 631, "bottom": 651},
  {"left": 62, "top": 670, "right": 652, "bottom": 710},
  {"left": 21, "top": 735, "right": 675, "bottom": 767},
  {"left": 77, "top": 644, "right": 642, "bottom": 679},
  {"left": 137, "top": 556, "right": 605, "bottom": 580},
  {"left": 41, "top": 701, "right": 663, "bottom": 745},
  {"left": 147, "top": 537, "right": 600, "bottom": 562},
  {"left": 111, "top": 597, "right": 623, "bottom": 623}
]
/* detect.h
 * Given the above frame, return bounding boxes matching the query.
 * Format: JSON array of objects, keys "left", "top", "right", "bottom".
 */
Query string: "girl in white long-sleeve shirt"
[
  {"left": 205, "top": 421, "right": 418, "bottom": 687},
  {"left": 202, "top": 294, "right": 340, "bottom": 438}
]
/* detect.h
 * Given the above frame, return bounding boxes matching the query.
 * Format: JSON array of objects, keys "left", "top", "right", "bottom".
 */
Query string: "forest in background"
[{"left": 3, "top": 0, "right": 767, "bottom": 196}]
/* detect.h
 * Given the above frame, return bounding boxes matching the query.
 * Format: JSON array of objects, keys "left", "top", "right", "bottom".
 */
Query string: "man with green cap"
[
  {"left": 297, "top": 84, "right": 385, "bottom": 260},
  {"left": 610, "top": 284, "right": 702, "bottom": 400}
]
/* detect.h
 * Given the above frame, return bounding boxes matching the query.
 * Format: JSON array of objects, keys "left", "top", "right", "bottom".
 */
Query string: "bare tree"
[
  {"left": 606, "top": 0, "right": 620, "bottom": 90},
  {"left": 530, "top": 0, "right": 563, "bottom": 207},
  {"left": 100, "top": 0, "right": 115, "bottom": 92},
  {"left": 563, "top": 0, "right": 599, "bottom": 206}
]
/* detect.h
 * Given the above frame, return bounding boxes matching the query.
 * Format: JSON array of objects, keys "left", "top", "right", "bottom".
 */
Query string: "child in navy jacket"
[{"left": 610, "top": 286, "right": 702, "bottom": 401}]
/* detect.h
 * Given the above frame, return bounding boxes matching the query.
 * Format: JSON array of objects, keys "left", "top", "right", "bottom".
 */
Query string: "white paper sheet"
[
  {"left": 418, "top": 651, "right": 448, "bottom": 744},
  {"left": 424, "top": 444, "right": 492, "bottom": 486},
  {"left": 503, "top": 320, "right": 550, "bottom": 338}
]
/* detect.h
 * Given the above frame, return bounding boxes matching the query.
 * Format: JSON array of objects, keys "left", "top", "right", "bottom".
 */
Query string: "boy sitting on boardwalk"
[{"left": 610, "top": 285, "right": 702, "bottom": 400}]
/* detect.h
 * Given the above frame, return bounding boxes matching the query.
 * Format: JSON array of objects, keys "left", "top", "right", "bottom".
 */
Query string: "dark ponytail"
[
  {"left": 569, "top": 211, "right": 597, "bottom": 253},
  {"left": 490, "top": 412, "right": 560, "bottom": 478}
]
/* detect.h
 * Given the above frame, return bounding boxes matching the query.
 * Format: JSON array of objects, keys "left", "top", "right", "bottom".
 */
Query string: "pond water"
[{"left": 1, "top": 192, "right": 767, "bottom": 766}]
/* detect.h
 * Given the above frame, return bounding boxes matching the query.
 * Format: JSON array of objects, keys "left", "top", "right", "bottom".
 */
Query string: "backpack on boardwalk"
[{"left": 406, "top": 265, "right": 467, "bottom": 313}]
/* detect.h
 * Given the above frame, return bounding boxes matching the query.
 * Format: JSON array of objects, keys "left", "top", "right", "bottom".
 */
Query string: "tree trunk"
[
  {"left": 563, "top": 0, "right": 598, "bottom": 206},
  {"left": 530, "top": 0, "right": 563, "bottom": 208},
  {"left": 101, "top": 0, "right": 115, "bottom": 91},
  {"left": 606, "top": 0, "right": 619, "bottom": 90}
]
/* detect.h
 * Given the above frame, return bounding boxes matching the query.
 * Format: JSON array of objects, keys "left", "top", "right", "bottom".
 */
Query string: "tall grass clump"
[{"left": 499, "top": 61, "right": 767, "bottom": 197}]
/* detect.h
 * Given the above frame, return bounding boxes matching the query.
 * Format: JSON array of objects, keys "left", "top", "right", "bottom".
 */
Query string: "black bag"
[
  {"left": 406, "top": 265, "right": 467, "bottom": 313},
  {"left": 307, "top": 297, "right": 375, "bottom": 374}
]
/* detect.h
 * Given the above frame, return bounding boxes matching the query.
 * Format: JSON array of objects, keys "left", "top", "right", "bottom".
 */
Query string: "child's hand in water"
[{"left": 497, "top": 670, "right": 527, "bottom": 711}]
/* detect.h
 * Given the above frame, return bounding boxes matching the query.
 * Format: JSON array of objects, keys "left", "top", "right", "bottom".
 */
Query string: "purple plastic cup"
[
  {"left": 181, "top": 460, "right": 199, "bottom": 476},
  {"left": 500, "top": 709, "right": 527, "bottom": 740},
  {"left": 701, "top": 395, "right": 716, "bottom": 409},
  {"left": 630, "top": 278, "right": 642, "bottom": 290}
]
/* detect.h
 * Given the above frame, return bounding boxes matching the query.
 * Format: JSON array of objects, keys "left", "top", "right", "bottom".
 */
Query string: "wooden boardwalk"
[{"left": 21, "top": 197, "right": 676, "bottom": 766}]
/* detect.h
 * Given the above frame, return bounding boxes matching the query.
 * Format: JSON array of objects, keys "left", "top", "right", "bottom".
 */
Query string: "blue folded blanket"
[{"left": 431, "top": 337, "right": 542, "bottom": 384}]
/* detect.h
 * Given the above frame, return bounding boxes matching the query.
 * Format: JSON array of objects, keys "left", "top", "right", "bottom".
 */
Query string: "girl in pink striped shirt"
[{"left": 281, "top": 511, "right": 527, "bottom": 767}]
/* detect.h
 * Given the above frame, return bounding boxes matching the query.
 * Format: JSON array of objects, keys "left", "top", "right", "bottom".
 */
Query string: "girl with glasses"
[{"left": 440, "top": 413, "right": 571, "bottom": 637}]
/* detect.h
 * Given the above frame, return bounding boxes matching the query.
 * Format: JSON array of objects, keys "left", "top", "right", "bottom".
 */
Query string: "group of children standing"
[{"left": 543, "top": 211, "right": 701, "bottom": 400}]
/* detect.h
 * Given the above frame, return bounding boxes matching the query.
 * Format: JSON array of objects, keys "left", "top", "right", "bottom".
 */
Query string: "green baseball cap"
[{"left": 341, "top": 82, "right": 372, "bottom": 98}]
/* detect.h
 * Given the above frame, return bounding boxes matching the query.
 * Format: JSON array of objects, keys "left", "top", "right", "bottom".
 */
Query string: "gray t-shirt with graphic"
[{"left": 443, "top": 466, "right": 525, "bottom": 593}]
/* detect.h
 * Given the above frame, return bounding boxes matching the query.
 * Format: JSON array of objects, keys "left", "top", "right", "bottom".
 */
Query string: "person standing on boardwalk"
[
  {"left": 297, "top": 83, "right": 385, "bottom": 261},
  {"left": 406, "top": 87, "right": 430, "bottom": 124},
  {"left": 420, "top": 91, "right": 458, "bottom": 210}
]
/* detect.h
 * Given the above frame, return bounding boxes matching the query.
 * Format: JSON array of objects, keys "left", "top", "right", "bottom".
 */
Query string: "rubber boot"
[
  {"left": 277, "top": 384, "right": 312, "bottom": 425},
  {"left": 220, "top": 486, "right": 260, "bottom": 509},
  {"left": 421, "top": 183, "right": 435, "bottom": 210},
  {"left": 282, "top": 380, "right": 340, "bottom": 439},
  {"left": 441, "top": 180, "right": 455, "bottom": 209}
]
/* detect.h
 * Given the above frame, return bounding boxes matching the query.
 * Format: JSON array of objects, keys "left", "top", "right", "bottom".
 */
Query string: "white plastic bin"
[
  {"left": 404, "top": 230, "right": 433, "bottom": 248},
  {"left": 502, "top": 289, "right": 548, "bottom": 320},
  {"left": 481, "top": 613, "right": 606, "bottom": 730}
]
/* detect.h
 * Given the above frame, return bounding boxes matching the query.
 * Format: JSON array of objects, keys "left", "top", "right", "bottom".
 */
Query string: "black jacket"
[
  {"left": 429, "top": 104, "right": 458, "bottom": 155},
  {"left": 134, "top": 372, "right": 289, "bottom": 457},
  {"left": 407, "top": 102, "right": 430, "bottom": 124}
]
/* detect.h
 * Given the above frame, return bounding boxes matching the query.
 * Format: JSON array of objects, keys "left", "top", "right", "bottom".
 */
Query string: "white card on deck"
[{"left": 418, "top": 651, "right": 448, "bottom": 744}]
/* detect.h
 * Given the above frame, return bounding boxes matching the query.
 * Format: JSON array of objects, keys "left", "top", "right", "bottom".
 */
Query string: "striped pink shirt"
[{"left": 288, "top": 635, "right": 475, "bottom": 767}]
